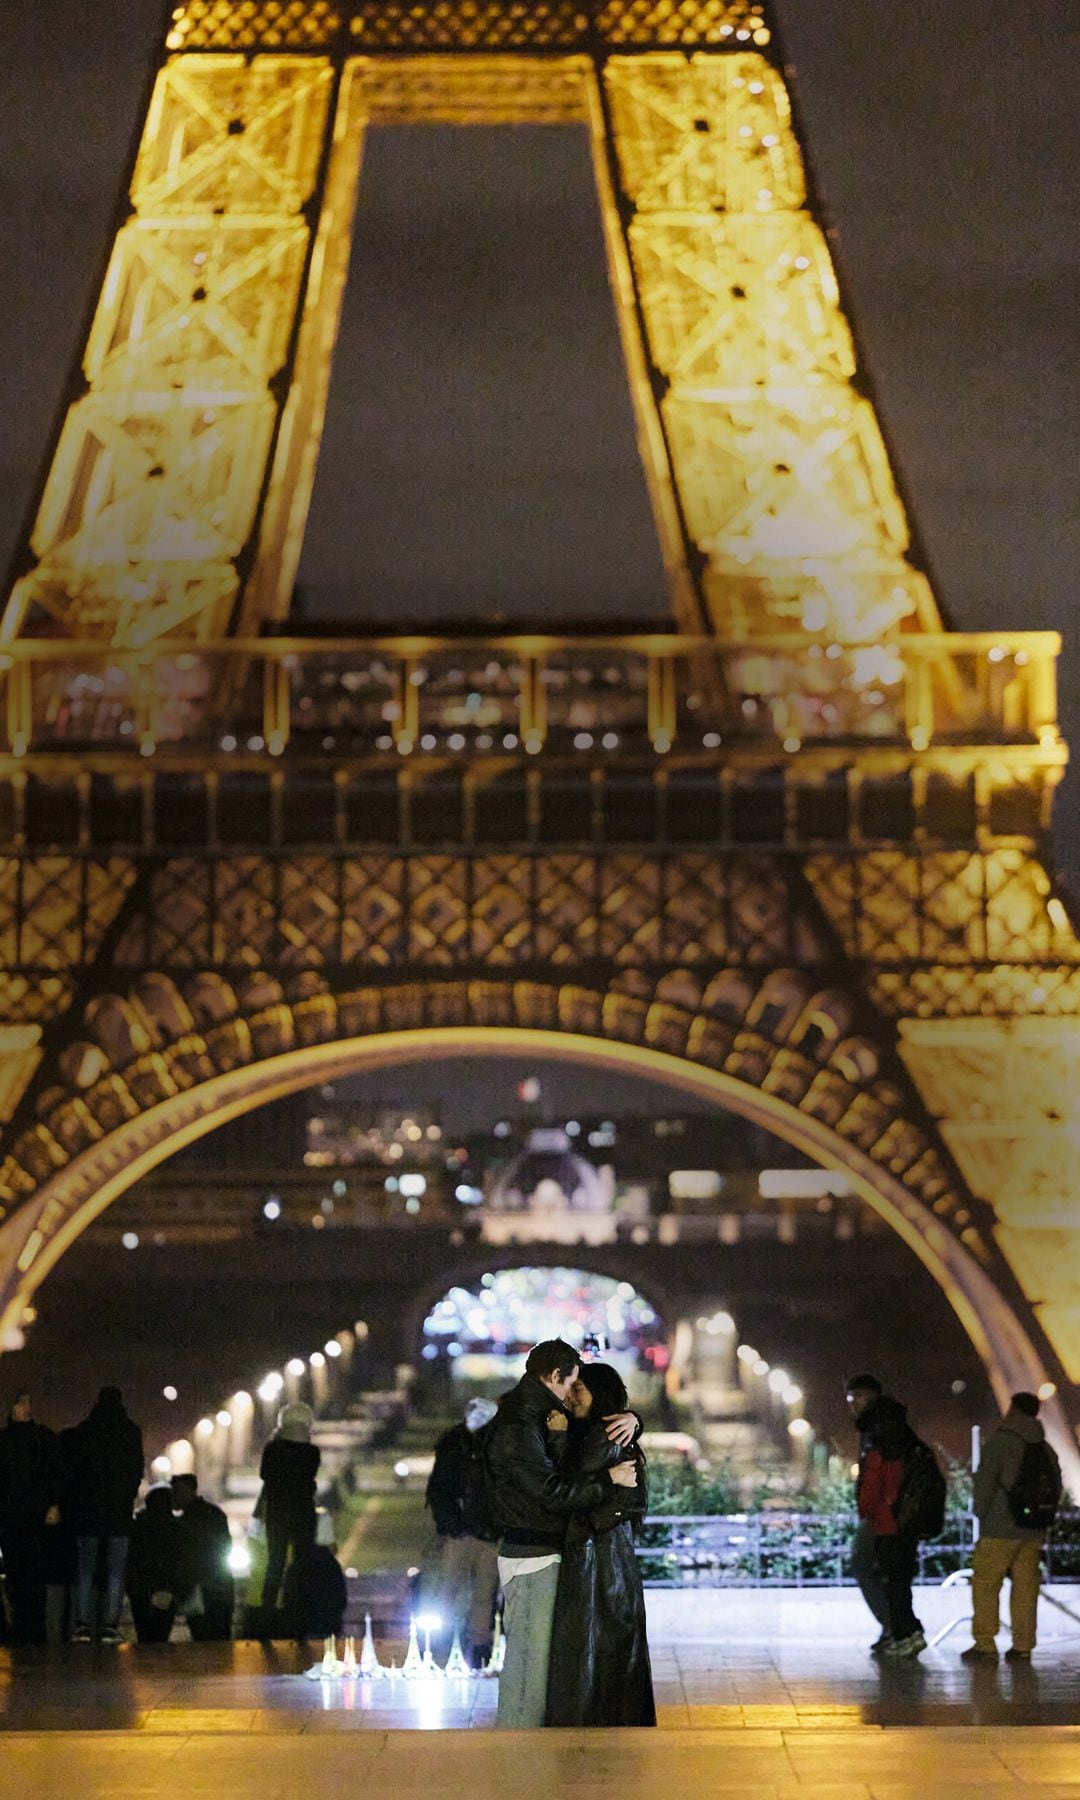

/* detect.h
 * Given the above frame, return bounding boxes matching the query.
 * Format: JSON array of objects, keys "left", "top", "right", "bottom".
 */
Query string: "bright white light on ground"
[
  {"left": 258, "top": 1372, "right": 283, "bottom": 1401},
  {"left": 162, "top": 1385, "right": 178, "bottom": 1401},
  {"left": 768, "top": 1369, "right": 790, "bottom": 1394},
  {"left": 262, "top": 1197, "right": 281, "bottom": 1220},
  {"left": 195, "top": 1418, "right": 214, "bottom": 1438},
  {"left": 737, "top": 1344, "right": 758, "bottom": 1363},
  {"left": 394, "top": 1460, "right": 410, "bottom": 1478},
  {"left": 399, "top": 1173, "right": 427, "bottom": 1197},
  {"left": 788, "top": 1418, "right": 812, "bottom": 1438},
  {"left": 216, "top": 1410, "right": 231, "bottom": 1428},
  {"left": 1038, "top": 1380, "right": 1057, "bottom": 1399},
  {"left": 151, "top": 1455, "right": 171, "bottom": 1476},
  {"left": 228, "top": 1541, "right": 251, "bottom": 1576},
  {"left": 309, "top": 1352, "right": 325, "bottom": 1369},
  {"left": 232, "top": 1391, "right": 252, "bottom": 1409},
  {"left": 287, "top": 1358, "right": 305, "bottom": 1377},
  {"left": 783, "top": 1385, "right": 803, "bottom": 1406},
  {"left": 753, "top": 1359, "right": 770, "bottom": 1377},
  {"left": 324, "top": 1340, "right": 342, "bottom": 1357},
  {"left": 122, "top": 1232, "right": 139, "bottom": 1250}
]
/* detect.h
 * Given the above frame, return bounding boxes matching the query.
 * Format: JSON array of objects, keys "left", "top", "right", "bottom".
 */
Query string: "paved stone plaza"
[{"left": 3, "top": 1600, "right": 1079, "bottom": 1798}]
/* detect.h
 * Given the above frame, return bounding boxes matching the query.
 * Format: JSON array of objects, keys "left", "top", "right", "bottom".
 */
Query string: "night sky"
[{"left": 0, "top": 0, "right": 1077, "bottom": 873}]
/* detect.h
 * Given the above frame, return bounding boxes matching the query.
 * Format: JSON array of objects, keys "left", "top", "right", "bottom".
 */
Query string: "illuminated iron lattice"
[{"left": 1, "top": 0, "right": 1078, "bottom": 1480}]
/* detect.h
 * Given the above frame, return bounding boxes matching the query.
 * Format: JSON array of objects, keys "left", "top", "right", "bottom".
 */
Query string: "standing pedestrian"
[
  {"left": 858, "top": 1396, "right": 941, "bottom": 1660},
  {"left": 846, "top": 1375, "right": 892, "bottom": 1650},
  {"left": 0, "top": 1392, "right": 64, "bottom": 1645},
  {"left": 63, "top": 1386, "right": 144, "bottom": 1644},
  {"left": 961, "top": 1392, "right": 1062, "bottom": 1664},
  {"left": 171, "top": 1473, "right": 235, "bottom": 1640},
  {"left": 255, "top": 1401, "right": 320, "bottom": 1615},
  {"left": 424, "top": 1396, "right": 500, "bottom": 1667},
  {"left": 487, "top": 1339, "right": 639, "bottom": 1728}
]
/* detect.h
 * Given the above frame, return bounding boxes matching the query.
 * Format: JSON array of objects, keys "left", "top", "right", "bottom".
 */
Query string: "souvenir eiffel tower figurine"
[
  {"left": 443, "top": 1627, "right": 471, "bottom": 1678},
  {"left": 358, "top": 1612, "right": 383, "bottom": 1678},
  {"left": 401, "top": 1617, "right": 425, "bottom": 1679},
  {"left": 484, "top": 1614, "right": 505, "bottom": 1676}
]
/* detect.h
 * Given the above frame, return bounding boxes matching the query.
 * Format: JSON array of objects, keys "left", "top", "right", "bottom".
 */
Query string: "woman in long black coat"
[
  {"left": 546, "top": 1362, "right": 655, "bottom": 1727},
  {"left": 256, "top": 1402, "right": 320, "bottom": 1611}
]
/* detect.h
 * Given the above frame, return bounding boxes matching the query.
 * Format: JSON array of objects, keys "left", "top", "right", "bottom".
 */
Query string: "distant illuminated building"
[
  {"left": 489, "top": 1128, "right": 612, "bottom": 1213},
  {"left": 305, "top": 1104, "right": 445, "bottom": 1168}
]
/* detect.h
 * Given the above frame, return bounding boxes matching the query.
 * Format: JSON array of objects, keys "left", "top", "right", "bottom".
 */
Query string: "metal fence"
[{"left": 638, "top": 1511, "right": 1080, "bottom": 1587}]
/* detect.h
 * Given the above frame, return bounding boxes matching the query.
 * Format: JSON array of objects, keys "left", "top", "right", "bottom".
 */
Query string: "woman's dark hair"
[{"left": 577, "top": 1361, "right": 628, "bottom": 1419}]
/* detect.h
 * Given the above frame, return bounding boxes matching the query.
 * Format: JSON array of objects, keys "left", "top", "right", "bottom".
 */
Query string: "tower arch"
[{"left": 0, "top": 972, "right": 1075, "bottom": 1490}]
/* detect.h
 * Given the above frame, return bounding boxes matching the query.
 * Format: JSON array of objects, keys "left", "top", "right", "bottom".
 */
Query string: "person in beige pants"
[{"left": 962, "top": 1392, "right": 1061, "bottom": 1662}]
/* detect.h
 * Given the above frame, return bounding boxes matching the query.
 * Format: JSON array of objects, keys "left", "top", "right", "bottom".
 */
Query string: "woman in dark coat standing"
[
  {"left": 256, "top": 1401, "right": 320, "bottom": 1611},
  {"left": 546, "top": 1362, "right": 655, "bottom": 1727}
]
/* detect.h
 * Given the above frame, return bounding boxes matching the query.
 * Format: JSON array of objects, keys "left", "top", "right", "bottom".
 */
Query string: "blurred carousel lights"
[{"left": 421, "top": 1267, "right": 662, "bottom": 1360}]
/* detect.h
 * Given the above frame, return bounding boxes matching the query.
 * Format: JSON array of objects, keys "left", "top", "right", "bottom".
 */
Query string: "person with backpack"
[
  {"left": 846, "top": 1375, "right": 893, "bottom": 1649},
  {"left": 424, "top": 1396, "right": 501, "bottom": 1668},
  {"left": 858, "top": 1396, "right": 943, "bottom": 1659},
  {"left": 962, "top": 1391, "right": 1062, "bottom": 1663}
]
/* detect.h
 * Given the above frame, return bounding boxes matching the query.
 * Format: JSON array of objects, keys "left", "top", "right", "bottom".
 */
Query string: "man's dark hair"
[
  {"left": 525, "top": 1339, "right": 580, "bottom": 1382},
  {"left": 846, "top": 1374, "right": 882, "bottom": 1397},
  {"left": 171, "top": 1472, "right": 198, "bottom": 1497},
  {"left": 1012, "top": 1391, "right": 1040, "bottom": 1418}
]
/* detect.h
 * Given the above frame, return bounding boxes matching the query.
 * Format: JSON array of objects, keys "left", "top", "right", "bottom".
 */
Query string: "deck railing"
[
  {"left": 638, "top": 1511, "right": 1080, "bottom": 1586},
  {"left": 0, "top": 630, "right": 1060, "bottom": 761}
]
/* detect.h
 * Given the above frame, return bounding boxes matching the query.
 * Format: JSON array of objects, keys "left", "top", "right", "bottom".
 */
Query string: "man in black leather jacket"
[{"left": 488, "top": 1339, "right": 638, "bottom": 1728}]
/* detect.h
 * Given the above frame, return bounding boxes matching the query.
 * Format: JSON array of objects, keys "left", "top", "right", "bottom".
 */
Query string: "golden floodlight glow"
[{"left": 0, "top": 0, "right": 1075, "bottom": 1505}]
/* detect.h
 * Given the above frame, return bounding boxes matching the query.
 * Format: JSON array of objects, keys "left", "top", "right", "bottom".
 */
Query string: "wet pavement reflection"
[{"left": 1, "top": 1635, "right": 1078, "bottom": 1732}]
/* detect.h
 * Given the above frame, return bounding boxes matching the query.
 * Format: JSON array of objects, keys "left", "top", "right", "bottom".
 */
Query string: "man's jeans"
[
  {"left": 850, "top": 1518, "right": 890, "bottom": 1631},
  {"left": 495, "top": 1561, "right": 560, "bottom": 1728},
  {"left": 75, "top": 1535, "right": 129, "bottom": 1633}
]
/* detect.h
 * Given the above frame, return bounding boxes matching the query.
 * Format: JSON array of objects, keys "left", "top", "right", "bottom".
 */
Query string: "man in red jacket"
[{"left": 857, "top": 1397, "right": 925, "bottom": 1659}]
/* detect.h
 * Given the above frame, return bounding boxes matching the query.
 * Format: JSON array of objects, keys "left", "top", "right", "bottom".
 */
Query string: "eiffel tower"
[{"left": 0, "top": 0, "right": 1077, "bottom": 1484}]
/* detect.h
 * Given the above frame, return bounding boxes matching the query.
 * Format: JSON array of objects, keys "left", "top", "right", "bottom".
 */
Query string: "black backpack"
[
  {"left": 462, "top": 1421, "right": 499, "bottom": 1541},
  {"left": 1006, "top": 1436, "right": 1062, "bottom": 1532},
  {"left": 895, "top": 1438, "right": 947, "bottom": 1540}
]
